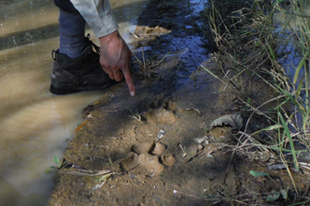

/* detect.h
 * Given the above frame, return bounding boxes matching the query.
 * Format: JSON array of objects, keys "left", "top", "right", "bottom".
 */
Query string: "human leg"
[
  {"left": 50, "top": 0, "right": 118, "bottom": 95},
  {"left": 55, "top": 0, "right": 86, "bottom": 58}
]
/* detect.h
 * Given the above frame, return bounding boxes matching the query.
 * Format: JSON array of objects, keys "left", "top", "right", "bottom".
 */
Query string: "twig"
[
  {"left": 178, "top": 143, "right": 187, "bottom": 158},
  {"left": 59, "top": 169, "right": 115, "bottom": 177},
  {"left": 127, "top": 29, "right": 139, "bottom": 39},
  {"left": 142, "top": 46, "right": 147, "bottom": 70}
]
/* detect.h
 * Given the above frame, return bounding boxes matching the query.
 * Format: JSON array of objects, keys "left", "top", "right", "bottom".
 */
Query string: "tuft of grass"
[
  {"left": 200, "top": 0, "right": 310, "bottom": 203},
  {"left": 127, "top": 106, "right": 142, "bottom": 122}
]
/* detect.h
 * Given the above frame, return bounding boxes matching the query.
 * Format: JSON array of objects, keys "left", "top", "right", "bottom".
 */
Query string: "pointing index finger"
[{"left": 122, "top": 66, "right": 136, "bottom": 97}]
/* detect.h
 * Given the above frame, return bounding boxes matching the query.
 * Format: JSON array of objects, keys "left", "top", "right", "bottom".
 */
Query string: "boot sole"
[{"left": 50, "top": 81, "right": 119, "bottom": 95}]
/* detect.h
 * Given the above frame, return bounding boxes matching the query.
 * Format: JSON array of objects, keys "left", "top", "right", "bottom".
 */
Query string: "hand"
[{"left": 99, "top": 31, "right": 136, "bottom": 97}]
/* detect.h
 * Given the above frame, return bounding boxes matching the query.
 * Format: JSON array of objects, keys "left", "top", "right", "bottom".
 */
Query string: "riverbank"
[{"left": 49, "top": 0, "right": 310, "bottom": 205}]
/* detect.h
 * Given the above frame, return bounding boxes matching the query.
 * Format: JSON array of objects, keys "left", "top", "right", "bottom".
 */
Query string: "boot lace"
[
  {"left": 86, "top": 33, "right": 100, "bottom": 55},
  {"left": 84, "top": 33, "right": 101, "bottom": 62}
]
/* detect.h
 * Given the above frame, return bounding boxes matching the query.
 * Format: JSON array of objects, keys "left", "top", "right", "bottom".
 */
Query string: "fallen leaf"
[{"left": 210, "top": 113, "right": 243, "bottom": 130}]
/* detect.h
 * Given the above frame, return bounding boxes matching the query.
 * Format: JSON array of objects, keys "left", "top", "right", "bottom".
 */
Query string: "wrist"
[{"left": 99, "top": 30, "right": 120, "bottom": 45}]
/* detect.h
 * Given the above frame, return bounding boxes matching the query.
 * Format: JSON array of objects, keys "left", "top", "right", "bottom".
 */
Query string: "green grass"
[{"left": 201, "top": 0, "right": 310, "bottom": 204}]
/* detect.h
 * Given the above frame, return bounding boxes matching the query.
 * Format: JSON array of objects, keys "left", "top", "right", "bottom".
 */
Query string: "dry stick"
[
  {"left": 222, "top": 70, "right": 238, "bottom": 90},
  {"left": 59, "top": 169, "right": 115, "bottom": 177},
  {"left": 291, "top": 130, "right": 310, "bottom": 138},
  {"left": 150, "top": 51, "right": 171, "bottom": 68},
  {"left": 128, "top": 29, "right": 147, "bottom": 71},
  {"left": 178, "top": 143, "right": 187, "bottom": 157},
  {"left": 141, "top": 45, "right": 147, "bottom": 70},
  {"left": 133, "top": 49, "right": 170, "bottom": 72},
  {"left": 237, "top": 132, "right": 273, "bottom": 154},
  {"left": 132, "top": 53, "right": 143, "bottom": 68},
  {"left": 229, "top": 69, "right": 246, "bottom": 82},
  {"left": 127, "top": 29, "right": 139, "bottom": 39},
  {"left": 300, "top": 162, "right": 310, "bottom": 171}
]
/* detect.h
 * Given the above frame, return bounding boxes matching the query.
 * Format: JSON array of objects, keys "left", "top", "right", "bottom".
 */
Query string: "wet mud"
[{"left": 49, "top": 0, "right": 310, "bottom": 205}]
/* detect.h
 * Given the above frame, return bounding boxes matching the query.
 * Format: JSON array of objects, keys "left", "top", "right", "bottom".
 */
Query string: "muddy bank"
[{"left": 49, "top": 0, "right": 310, "bottom": 205}]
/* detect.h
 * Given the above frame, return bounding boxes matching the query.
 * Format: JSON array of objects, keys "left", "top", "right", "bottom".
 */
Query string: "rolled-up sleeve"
[{"left": 70, "top": 0, "right": 119, "bottom": 37}]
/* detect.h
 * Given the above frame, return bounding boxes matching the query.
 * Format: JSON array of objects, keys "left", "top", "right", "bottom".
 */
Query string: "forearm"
[{"left": 69, "top": 0, "right": 119, "bottom": 37}]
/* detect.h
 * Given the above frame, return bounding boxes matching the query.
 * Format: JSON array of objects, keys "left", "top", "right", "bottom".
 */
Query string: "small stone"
[{"left": 157, "top": 129, "right": 165, "bottom": 140}]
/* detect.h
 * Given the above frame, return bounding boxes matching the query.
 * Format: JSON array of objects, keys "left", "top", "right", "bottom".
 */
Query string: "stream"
[{"left": 0, "top": 0, "right": 148, "bottom": 205}]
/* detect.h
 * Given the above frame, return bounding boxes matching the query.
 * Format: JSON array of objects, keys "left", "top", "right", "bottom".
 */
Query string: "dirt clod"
[
  {"left": 120, "top": 153, "right": 140, "bottom": 172},
  {"left": 151, "top": 142, "right": 166, "bottom": 155},
  {"left": 131, "top": 141, "right": 155, "bottom": 154},
  {"left": 161, "top": 154, "right": 176, "bottom": 166}
]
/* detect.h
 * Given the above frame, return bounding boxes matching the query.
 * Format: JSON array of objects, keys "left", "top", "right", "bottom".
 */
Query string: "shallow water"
[
  {"left": 0, "top": 0, "right": 148, "bottom": 205},
  {"left": 273, "top": 5, "right": 310, "bottom": 79}
]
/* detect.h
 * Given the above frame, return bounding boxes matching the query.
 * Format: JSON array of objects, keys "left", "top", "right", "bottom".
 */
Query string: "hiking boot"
[{"left": 50, "top": 36, "right": 118, "bottom": 95}]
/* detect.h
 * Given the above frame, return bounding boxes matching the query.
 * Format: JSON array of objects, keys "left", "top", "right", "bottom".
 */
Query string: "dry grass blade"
[
  {"left": 59, "top": 169, "right": 116, "bottom": 177},
  {"left": 141, "top": 45, "right": 147, "bottom": 70}
]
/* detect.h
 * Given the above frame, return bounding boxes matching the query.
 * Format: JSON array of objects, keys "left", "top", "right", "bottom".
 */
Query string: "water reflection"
[{"left": 0, "top": 0, "right": 148, "bottom": 205}]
